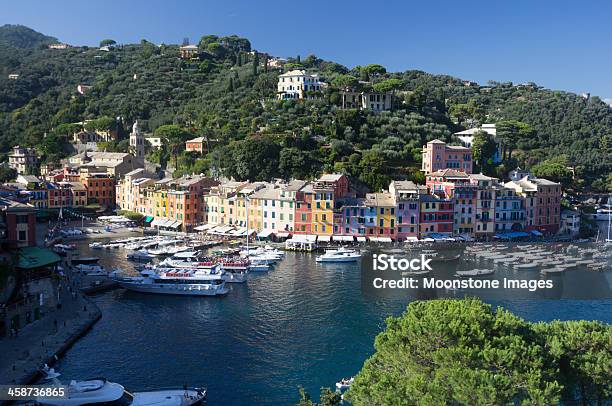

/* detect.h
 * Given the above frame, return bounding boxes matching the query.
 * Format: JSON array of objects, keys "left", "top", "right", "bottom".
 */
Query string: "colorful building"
[
  {"left": 419, "top": 195, "right": 454, "bottom": 236},
  {"left": 82, "top": 173, "right": 115, "bottom": 208},
  {"left": 0, "top": 197, "right": 37, "bottom": 249},
  {"left": 389, "top": 180, "right": 423, "bottom": 241},
  {"left": 294, "top": 183, "right": 314, "bottom": 234},
  {"left": 470, "top": 173, "right": 498, "bottom": 238},
  {"left": 504, "top": 174, "right": 561, "bottom": 234},
  {"left": 364, "top": 192, "right": 396, "bottom": 239},
  {"left": 494, "top": 186, "right": 525, "bottom": 232},
  {"left": 421, "top": 140, "right": 472, "bottom": 174}
]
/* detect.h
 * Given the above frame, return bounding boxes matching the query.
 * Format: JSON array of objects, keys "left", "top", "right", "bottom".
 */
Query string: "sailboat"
[{"left": 605, "top": 194, "right": 611, "bottom": 244}]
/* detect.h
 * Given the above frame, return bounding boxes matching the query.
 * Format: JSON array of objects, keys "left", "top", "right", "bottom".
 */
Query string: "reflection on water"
[{"left": 57, "top": 241, "right": 612, "bottom": 406}]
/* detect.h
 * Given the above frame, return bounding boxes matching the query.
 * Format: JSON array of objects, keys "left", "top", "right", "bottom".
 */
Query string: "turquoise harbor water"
[{"left": 56, "top": 243, "right": 612, "bottom": 406}]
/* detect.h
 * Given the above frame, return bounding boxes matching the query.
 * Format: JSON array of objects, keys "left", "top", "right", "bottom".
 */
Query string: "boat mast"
[
  {"left": 606, "top": 195, "right": 612, "bottom": 242},
  {"left": 245, "top": 194, "right": 249, "bottom": 250}
]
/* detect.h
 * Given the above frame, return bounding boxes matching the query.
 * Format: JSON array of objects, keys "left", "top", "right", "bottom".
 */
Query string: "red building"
[
  {"left": 0, "top": 198, "right": 37, "bottom": 249},
  {"left": 419, "top": 195, "right": 454, "bottom": 236},
  {"left": 294, "top": 183, "right": 313, "bottom": 234}
]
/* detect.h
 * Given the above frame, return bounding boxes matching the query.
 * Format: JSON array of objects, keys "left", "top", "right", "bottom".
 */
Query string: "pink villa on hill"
[{"left": 421, "top": 139, "right": 472, "bottom": 174}]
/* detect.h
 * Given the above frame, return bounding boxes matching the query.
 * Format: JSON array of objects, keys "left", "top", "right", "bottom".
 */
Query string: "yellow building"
[{"left": 311, "top": 181, "right": 334, "bottom": 236}]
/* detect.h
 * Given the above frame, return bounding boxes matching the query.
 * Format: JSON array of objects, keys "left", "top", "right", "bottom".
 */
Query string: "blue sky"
[{"left": 3, "top": 0, "right": 612, "bottom": 101}]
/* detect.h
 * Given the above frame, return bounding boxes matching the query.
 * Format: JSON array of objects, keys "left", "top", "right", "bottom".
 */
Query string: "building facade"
[{"left": 421, "top": 140, "right": 472, "bottom": 174}]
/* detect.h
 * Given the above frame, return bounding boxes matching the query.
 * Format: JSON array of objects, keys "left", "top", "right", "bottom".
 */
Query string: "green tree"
[
  {"left": 471, "top": 130, "right": 497, "bottom": 172},
  {"left": 497, "top": 120, "right": 534, "bottom": 160},
  {"left": 296, "top": 387, "right": 341, "bottom": 406},
  {"left": 536, "top": 320, "right": 611, "bottom": 406},
  {"left": 154, "top": 124, "right": 190, "bottom": 170},
  {"left": 99, "top": 39, "right": 116, "bottom": 47},
  {"left": 0, "top": 167, "right": 17, "bottom": 183},
  {"left": 346, "top": 299, "right": 562, "bottom": 406},
  {"left": 331, "top": 75, "right": 359, "bottom": 90},
  {"left": 372, "top": 78, "right": 403, "bottom": 94},
  {"left": 363, "top": 64, "right": 386, "bottom": 77},
  {"left": 531, "top": 158, "right": 573, "bottom": 187},
  {"left": 358, "top": 149, "right": 390, "bottom": 191}
]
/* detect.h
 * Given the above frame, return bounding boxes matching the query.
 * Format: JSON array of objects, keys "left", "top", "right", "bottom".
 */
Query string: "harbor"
[{"left": 22, "top": 234, "right": 611, "bottom": 406}]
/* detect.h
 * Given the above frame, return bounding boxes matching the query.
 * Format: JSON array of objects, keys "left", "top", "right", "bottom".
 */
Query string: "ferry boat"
[
  {"left": 112, "top": 268, "right": 229, "bottom": 296},
  {"left": 316, "top": 247, "right": 361, "bottom": 263},
  {"left": 37, "top": 367, "right": 206, "bottom": 406}
]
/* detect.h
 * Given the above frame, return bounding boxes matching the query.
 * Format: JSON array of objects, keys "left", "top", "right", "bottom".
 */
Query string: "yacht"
[
  {"left": 74, "top": 264, "right": 106, "bottom": 275},
  {"left": 316, "top": 247, "right": 361, "bottom": 263},
  {"left": 161, "top": 252, "right": 248, "bottom": 283},
  {"left": 127, "top": 250, "right": 155, "bottom": 262},
  {"left": 111, "top": 269, "right": 229, "bottom": 296},
  {"left": 37, "top": 367, "right": 206, "bottom": 406}
]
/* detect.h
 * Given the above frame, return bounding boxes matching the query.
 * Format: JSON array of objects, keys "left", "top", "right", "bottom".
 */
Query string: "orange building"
[
  {"left": 83, "top": 173, "right": 115, "bottom": 208},
  {"left": 185, "top": 137, "right": 208, "bottom": 154}
]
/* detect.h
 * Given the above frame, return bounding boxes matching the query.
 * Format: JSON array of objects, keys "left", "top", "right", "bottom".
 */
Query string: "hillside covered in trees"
[{"left": 0, "top": 25, "right": 610, "bottom": 192}]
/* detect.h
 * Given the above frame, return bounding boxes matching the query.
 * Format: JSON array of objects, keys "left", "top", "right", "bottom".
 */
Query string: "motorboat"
[
  {"left": 72, "top": 257, "right": 100, "bottom": 265},
  {"left": 37, "top": 366, "right": 206, "bottom": 406},
  {"left": 55, "top": 243, "right": 76, "bottom": 251},
  {"left": 127, "top": 250, "right": 155, "bottom": 262},
  {"left": 248, "top": 263, "right": 270, "bottom": 272},
  {"left": 74, "top": 264, "right": 106, "bottom": 275},
  {"left": 316, "top": 247, "right": 361, "bottom": 263},
  {"left": 335, "top": 377, "right": 354, "bottom": 390},
  {"left": 88, "top": 242, "right": 103, "bottom": 249},
  {"left": 111, "top": 268, "right": 229, "bottom": 296},
  {"left": 455, "top": 269, "right": 494, "bottom": 277}
]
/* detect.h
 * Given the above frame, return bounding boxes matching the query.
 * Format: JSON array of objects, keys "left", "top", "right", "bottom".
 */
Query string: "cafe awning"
[
  {"left": 18, "top": 247, "right": 61, "bottom": 270},
  {"left": 317, "top": 235, "right": 331, "bottom": 242},
  {"left": 257, "top": 230, "right": 274, "bottom": 238}
]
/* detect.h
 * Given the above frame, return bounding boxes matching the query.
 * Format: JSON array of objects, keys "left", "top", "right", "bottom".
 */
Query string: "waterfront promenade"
[{"left": 0, "top": 275, "right": 101, "bottom": 385}]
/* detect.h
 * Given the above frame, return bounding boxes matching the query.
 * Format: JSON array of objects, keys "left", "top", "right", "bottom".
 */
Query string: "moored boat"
[
  {"left": 455, "top": 269, "right": 495, "bottom": 277},
  {"left": 316, "top": 247, "right": 361, "bottom": 263}
]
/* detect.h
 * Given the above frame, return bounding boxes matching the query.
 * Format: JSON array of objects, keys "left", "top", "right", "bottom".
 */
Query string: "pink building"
[
  {"left": 421, "top": 140, "right": 472, "bottom": 174},
  {"left": 504, "top": 175, "right": 561, "bottom": 235}
]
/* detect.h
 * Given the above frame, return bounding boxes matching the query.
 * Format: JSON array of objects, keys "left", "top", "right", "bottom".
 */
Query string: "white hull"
[
  {"left": 222, "top": 272, "right": 248, "bottom": 283},
  {"left": 316, "top": 256, "right": 359, "bottom": 263},
  {"left": 118, "top": 281, "right": 228, "bottom": 296}
]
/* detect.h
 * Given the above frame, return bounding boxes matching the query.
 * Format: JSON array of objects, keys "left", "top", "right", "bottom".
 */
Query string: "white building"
[
  {"left": 559, "top": 209, "right": 581, "bottom": 237},
  {"left": 277, "top": 70, "right": 325, "bottom": 100},
  {"left": 129, "top": 121, "right": 145, "bottom": 160},
  {"left": 145, "top": 137, "right": 163, "bottom": 149},
  {"left": 340, "top": 90, "right": 392, "bottom": 112},
  {"left": 8, "top": 146, "right": 38, "bottom": 175},
  {"left": 454, "top": 124, "right": 502, "bottom": 164}
]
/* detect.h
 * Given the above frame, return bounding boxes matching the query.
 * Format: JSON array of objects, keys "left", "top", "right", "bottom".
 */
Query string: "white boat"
[
  {"left": 127, "top": 250, "right": 155, "bottom": 262},
  {"left": 455, "top": 269, "right": 495, "bottom": 277},
  {"left": 402, "top": 270, "right": 430, "bottom": 276},
  {"left": 336, "top": 377, "right": 354, "bottom": 390},
  {"left": 74, "top": 264, "right": 106, "bottom": 275},
  {"left": 316, "top": 247, "right": 361, "bottom": 263},
  {"left": 112, "top": 269, "right": 229, "bottom": 296},
  {"left": 514, "top": 262, "right": 539, "bottom": 270},
  {"left": 88, "top": 242, "right": 103, "bottom": 249},
  {"left": 248, "top": 263, "right": 270, "bottom": 272},
  {"left": 37, "top": 367, "right": 205, "bottom": 406}
]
